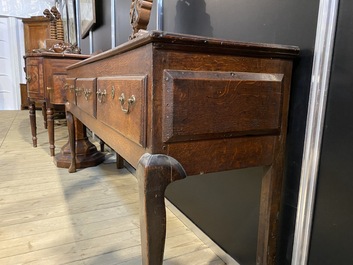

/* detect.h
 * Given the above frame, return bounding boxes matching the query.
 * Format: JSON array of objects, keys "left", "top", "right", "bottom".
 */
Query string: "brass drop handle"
[
  {"left": 26, "top": 76, "right": 32, "bottom": 83},
  {"left": 47, "top": 87, "right": 53, "bottom": 92},
  {"left": 118, "top": 93, "right": 135, "bottom": 114},
  {"left": 97, "top": 89, "right": 107, "bottom": 103},
  {"left": 84, "top": 88, "right": 92, "bottom": 100}
]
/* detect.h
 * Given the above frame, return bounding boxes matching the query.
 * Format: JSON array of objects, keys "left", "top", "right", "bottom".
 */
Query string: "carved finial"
[
  {"left": 43, "top": 8, "right": 57, "bottom": 39},
  {"left": 51, "top": 6, "right": 61, "bottom": 20},
  {"left": 130, "top": 0, "right": 153, "bottom": 40},
  {"left": 43, "top": 9, "right": 54, "bottom": 20}
]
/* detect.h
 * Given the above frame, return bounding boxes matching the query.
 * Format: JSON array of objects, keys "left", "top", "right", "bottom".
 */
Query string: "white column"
[{"left": 292, "top": 0, "right": 340, "bottom": 264}]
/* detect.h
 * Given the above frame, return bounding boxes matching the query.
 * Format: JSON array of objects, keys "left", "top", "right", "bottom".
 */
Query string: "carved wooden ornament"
[{"left": 130, "top": 0, "right": 153, "bottom": 39}]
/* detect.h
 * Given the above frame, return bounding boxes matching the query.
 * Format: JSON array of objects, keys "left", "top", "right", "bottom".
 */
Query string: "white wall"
[
  {"left": 0, "top": 16, "right": 25, "bottom": 110},
  {"left": 0, "top": 0, "right": 55, "bottom": 110},
  {"left": 0, "top": 0, "right": 55, "bottom": 18}
]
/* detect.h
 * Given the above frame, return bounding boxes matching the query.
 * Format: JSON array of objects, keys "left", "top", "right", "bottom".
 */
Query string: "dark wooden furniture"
[
  {"left": 24, "top": 52, "right": 89, "bottom": 156},
  {"left": 20, "top": 83, "right": 41, "bottom": 110},
  {"left": 65, "top": 31, "right": 298, "bottom": 264},
  {"left": 20, "top": 83, "right": 29, "bottom": 110}
]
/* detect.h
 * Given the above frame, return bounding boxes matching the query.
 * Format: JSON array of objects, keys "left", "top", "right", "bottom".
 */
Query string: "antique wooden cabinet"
[
  {"left": 24, "top": 52, "right": 89, "bottom": 156},
  {"left": 22, "top": 16, "right": 51, "bottom": 53},
  {"left": 65, "top": 31, "right": 299, "bottom": 264}
]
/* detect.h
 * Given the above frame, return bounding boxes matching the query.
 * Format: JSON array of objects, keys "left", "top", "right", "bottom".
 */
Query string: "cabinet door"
[{"left": 26, "top": 58, "right": 44, "bottom": 100}]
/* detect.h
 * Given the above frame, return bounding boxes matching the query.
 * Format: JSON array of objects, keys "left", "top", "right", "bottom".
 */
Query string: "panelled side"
[{"left": 152, "top": 47, "right": 291, "bottom": 175}]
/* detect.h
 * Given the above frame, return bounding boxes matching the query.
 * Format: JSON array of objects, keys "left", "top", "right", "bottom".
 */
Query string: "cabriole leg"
[{"left": 136, "top": 153, "right": 187, "bottom": 265}]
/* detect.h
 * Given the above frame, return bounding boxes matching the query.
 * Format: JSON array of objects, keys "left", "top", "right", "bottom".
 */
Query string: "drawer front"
[
  {"left": 49, "top": 74, "right": 67, "bottom": 104},
  {"left": 163, "top": 70, "right": 284, "bottom": 143},
  {"left": 65, "top": 77, "right": 76, "bottom": 105},
  {"left": 76, "top": 78, "right": 96, "bottom": 118},
  {"left": 97, "top": 76, "right": 147, "bottom": 147},
  {"left": 26, "top": 58, "right": 44, "bottom": 99}
]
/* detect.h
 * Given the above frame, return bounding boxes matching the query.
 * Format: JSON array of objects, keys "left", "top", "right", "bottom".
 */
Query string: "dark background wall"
[
  {"left": 76, "top": 0, "right": 319, "bottom": 264},
  {"left": 80, "top": 0, "right": 112, "bottom": 53},
  {"left": 163, "top": 1, "right": 319, "bottom": 264},
  {"left": 80, "top": 0, "right": 157, "bottom": 54},
  {"left": 308, "top": 1, "right": 353, "bottom": 264}
]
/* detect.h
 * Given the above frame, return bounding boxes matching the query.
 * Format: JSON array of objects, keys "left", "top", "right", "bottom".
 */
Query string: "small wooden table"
[
  {"left": 24, "top": 52, "right": 89, "bottom": 156},
  {"left": 65, "top": 31, "right": 299, "bottom": 265}
]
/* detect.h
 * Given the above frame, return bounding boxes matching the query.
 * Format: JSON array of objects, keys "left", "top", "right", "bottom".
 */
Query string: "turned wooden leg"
[
  {"left": 136, "top": 153, "right": 187, "bottom": 265},
  {"left": 29, "top": 102, "right": 37, "bottom": 147},
  {"left": 47, "top": 107, "right": 55, "bottom": 156},
  {"left": 67, "top": 111, "right": 76, "bottom": 173},
  {"left": 42, "top": 101, "right": 47, "bottom": 129}
]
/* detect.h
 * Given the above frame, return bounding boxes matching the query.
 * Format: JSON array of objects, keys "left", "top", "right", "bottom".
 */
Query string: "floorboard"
[{"left": 0, "top": 110, "right": 225, "bottom": 265}]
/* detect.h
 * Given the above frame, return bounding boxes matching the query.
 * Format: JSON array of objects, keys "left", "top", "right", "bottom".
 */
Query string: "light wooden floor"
[{"left": 0, "top": 110, "right": 226, "bottom": 265}]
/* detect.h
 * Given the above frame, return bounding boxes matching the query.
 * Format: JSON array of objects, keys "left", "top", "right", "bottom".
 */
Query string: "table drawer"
[
  {"left": 97, "top": 76, "right": 147, "bottom": 147},
  {"left": 163, "top": 70, "right": 284, "bottom": 143},
  {"left": 76, "top": 78, "right": 96, "bottom": 118},
  {"left": 26, "top": 58, "right": 44, "bottom": 99}
]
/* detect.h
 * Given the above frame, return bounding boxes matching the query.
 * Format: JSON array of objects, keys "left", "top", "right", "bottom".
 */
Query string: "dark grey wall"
[
  {"left": 163, "top": 0, "right": 319, "bottom": 264},
  {"left": 308, "top": 1, "right": 353, "bottom": 264},
  {"left": 80, "top": 0, "right": 113, "bottom": 54},
  {"left": 75, "top": 0, "right": 319, "bottom": 264},
  {"left": 114, "top": 0, "right": 157, "bottom": 45},
  {"left": 93, "top": 0, "right": 112, "bottom": 52},
  {"left": 80, "top": 0, "right": 157, "bottom": 54}
]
